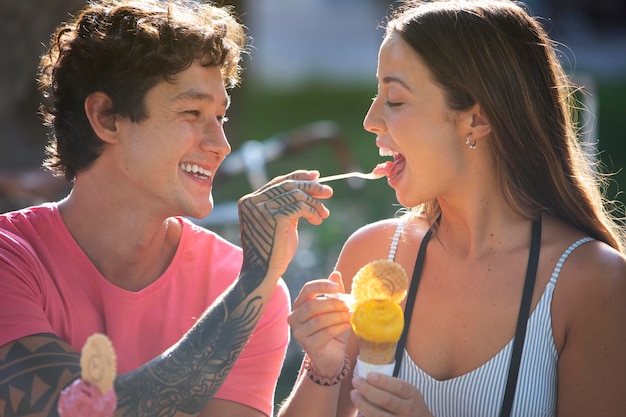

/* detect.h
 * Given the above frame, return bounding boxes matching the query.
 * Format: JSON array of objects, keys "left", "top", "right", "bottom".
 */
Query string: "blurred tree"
[
  {"left": 216, "top": 0, "right": 248, "bottom": 147},
  {"left": 0, "top": 0, "right": 86, "bottom": 172}
]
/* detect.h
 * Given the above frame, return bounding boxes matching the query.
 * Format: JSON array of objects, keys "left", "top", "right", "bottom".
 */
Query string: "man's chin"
[
  {"left": 185, "top": 200, "right": 218, "bottom": 219},
  {"left": 186, "top": 200, "right": 240, "bottom": 227},
  {"left": 191, "top": 206, "right": 214, "bottom": 220}
]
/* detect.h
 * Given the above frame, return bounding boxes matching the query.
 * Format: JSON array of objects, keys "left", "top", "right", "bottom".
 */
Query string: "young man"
[{"left": 0, "top": 1, "right": 332, "bottom": 416}]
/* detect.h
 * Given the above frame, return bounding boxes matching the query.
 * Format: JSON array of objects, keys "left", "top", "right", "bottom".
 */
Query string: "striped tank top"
[{"left": 387, "top": 218, "right": 593, "bottom": 417}]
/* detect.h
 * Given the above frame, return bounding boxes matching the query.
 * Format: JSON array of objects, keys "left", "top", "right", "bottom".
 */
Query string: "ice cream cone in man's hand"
[
  {"left": 58, "top": 333, "right": 117, "bottom": 417},
  {"left": 349, "top": 260, "right": 408, "bottom": 377}
]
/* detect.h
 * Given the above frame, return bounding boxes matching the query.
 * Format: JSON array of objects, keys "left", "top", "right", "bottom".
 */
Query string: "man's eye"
[
  {"left": 184, "top": 110, "right": 200, "bottom": 116},
  {"left": 219, "top": 116, "right": 229, "bottom": 125}
]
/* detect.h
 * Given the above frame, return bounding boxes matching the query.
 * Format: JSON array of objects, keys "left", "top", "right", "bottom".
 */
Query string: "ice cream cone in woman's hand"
[
  {"left": 351, "top": 299, "right": 404, "bottom": 376},
  {"left": 349, "top": 260, "right": 408, "bottom": 377}
]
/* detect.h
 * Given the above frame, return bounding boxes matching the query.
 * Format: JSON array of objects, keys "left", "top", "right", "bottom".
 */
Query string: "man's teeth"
[{"left": 180, "top": 163, "right": 213, "bottom": 178}]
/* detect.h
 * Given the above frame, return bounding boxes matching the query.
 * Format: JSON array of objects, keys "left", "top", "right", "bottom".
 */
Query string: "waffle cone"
[
  {"left": 80, "top": 333, "right": 117, "bottom": 395},
  {"left": 358, "top": 338, "right": 397, "bottom": 365}
]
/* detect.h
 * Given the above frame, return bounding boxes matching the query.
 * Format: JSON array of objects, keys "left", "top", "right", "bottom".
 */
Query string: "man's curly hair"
[{"left": 38, "top": 0, "right": 247, "bottom": 181}]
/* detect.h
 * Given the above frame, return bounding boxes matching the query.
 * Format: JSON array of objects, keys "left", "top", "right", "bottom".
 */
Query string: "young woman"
[{"left": 278, "top": 1, "right": 626, "bottom": 416}]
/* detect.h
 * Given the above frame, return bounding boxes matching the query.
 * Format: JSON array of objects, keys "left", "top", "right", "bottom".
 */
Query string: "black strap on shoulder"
[
  {"left": 392, "top": 226, "right": 433, "bottom": 377},
  {"left": 391, "top": 217, "right": 542, "bottom": 417},
  {"left": 499, "top": 217, "right": 542, "bottom": 417}
]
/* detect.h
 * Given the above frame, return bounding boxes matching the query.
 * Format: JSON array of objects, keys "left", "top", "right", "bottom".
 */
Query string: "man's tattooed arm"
[
  {"left": 112, "top": 181, "right": 299, "bottom": 416},
  {"left": 0, "top": 269, "right": 267, "bottom": 417},
  {"left": 0, "top": 172, "right": 331, "bottom": 417},
  {"left": 115, "top": 273, "right": 267, "bottom": 416}
]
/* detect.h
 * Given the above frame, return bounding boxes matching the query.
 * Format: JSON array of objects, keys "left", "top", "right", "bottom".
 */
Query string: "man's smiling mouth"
[{"left": 180, "top": 163, "right": 214, "bottom": 180}]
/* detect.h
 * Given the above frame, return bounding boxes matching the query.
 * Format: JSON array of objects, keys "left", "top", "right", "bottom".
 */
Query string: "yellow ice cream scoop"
[
  {"left": 351, "top": 299, "right": 404, "bottom": 343},
  {"left": 351, "top": 299, "right": 404, "bottom": 366}
]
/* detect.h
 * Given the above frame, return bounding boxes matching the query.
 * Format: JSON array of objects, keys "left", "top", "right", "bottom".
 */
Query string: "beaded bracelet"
[{"left": 303, "top": 354, "right": 351, "bottom": 386}]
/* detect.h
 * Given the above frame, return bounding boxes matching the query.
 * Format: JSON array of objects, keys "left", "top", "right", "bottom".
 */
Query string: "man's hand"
[{"left": 238, "top": 170, "right": 332, "bottom": 286}]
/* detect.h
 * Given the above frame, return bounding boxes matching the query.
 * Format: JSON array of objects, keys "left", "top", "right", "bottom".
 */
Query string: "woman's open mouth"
[{"left": 373, "top": 147, "right": 405, "bottom": 180}]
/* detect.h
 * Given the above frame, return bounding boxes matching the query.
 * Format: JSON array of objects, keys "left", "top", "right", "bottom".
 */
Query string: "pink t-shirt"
[{"left": 0, "top": 203, "right": 290, "bottom": 416}]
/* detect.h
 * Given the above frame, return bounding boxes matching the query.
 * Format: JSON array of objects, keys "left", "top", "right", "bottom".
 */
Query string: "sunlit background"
[{"left": 1, "top": 0, "right": 625, "bottom": 413}]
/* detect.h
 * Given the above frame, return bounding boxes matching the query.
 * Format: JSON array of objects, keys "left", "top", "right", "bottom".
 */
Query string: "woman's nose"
[{"left": 363, "top": 97, "right": 384, "bottom": 134}]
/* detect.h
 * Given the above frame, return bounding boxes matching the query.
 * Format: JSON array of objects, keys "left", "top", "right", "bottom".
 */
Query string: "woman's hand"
[
  {"left": 289, "top": 271, "right": 352, "bottom": 377},
  {"left": 351, "top": 373, "right": 432, "bottom": 417}
]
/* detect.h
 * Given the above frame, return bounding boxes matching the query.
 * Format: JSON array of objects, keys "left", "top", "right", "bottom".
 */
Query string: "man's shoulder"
[
  {"left": 1, "top": 203, "right": 58, "bottom": 231},
  {"left": 1, "top": 205, "right": 50, "bottom": 253}
]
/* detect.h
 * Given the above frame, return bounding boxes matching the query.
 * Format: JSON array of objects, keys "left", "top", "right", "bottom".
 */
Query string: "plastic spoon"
[{"left": 317, "top": 171, "right": 385, "bottom": 183}]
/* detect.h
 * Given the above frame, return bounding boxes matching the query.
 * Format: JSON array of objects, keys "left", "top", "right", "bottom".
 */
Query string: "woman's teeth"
[
  {"left": 180, "top": 163, "right": 213, "bottom": 179},
  {"left": 378, "top": 147, "right": 395, "bottom": 157}
]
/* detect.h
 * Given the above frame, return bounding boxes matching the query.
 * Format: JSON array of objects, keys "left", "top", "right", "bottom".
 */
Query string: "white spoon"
[{"left": 317, "top": 171, "right": 385, "bottom": 183}]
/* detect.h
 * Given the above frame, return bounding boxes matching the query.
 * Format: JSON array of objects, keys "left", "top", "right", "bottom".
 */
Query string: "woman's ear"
[
  {"left": 468, "top": 102, "right": 491, "bottom": 139},
  {"left": 84, "top": 92, "right": 119, "bottom": 144}
]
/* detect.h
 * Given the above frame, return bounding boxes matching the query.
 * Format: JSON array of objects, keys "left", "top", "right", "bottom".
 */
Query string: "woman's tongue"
[{"left": 373, "top": 155, "right": 405, "bottom": 178}]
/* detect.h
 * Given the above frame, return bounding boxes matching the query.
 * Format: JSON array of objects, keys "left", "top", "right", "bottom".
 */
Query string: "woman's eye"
[{"left": 385, "top": 100, "right": 403, "bottom": 108}]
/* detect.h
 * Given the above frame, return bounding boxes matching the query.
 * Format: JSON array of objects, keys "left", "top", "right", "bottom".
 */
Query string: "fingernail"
[
  {"left": 350, "top": 390, "right": 358, "bottom": 401},
  {"left": 352, "top": 377, "right": 360, "bottom": 387}
]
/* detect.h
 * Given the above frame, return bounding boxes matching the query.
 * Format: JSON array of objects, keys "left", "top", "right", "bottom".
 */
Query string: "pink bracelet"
[{"left": 303, "top": 354, "right": 351, "bottom": 386}]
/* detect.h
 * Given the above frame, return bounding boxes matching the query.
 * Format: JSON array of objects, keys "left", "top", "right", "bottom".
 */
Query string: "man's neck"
[{"left": 58, "top": 190, "right": 182, "bottom": 291}]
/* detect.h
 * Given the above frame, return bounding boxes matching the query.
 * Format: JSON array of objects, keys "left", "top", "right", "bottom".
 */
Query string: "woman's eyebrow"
[{"left": 382, "top": 75, "right": 412, "bottom": 92}]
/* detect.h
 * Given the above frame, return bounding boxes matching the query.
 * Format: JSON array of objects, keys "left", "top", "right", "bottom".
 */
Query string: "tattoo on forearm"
[
  {"left": 111, "top": 187, "right": 299, "bottom": 415},
  {"left": 116, "top": 291, "right": 263, "bottom": 416}
]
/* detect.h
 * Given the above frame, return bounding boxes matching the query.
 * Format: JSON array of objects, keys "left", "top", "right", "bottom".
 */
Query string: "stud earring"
[{"left": 465, "top": 135, "right": 477, "bottom": 149}]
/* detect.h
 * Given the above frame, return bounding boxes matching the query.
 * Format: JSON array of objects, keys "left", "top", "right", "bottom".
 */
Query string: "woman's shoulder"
[
  {"left": 546, "top": 215, "right": 626, "bottom": 342},
  {"left": 336, "top": 213, "right": 431, "bottom": 278},
  {"left": 344, "top": 213, "right": 426, "bottom": 247},
  {"left": 554, "top": 235, "right": 626, "bottom": 297},
  {"left": 543, "top": 214, "right": 626, "bottom": 283}
]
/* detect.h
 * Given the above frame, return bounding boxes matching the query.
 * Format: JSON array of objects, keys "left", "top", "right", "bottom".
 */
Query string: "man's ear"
[{"left": 84, "top": 92, "right": 119, "bottom": 144}]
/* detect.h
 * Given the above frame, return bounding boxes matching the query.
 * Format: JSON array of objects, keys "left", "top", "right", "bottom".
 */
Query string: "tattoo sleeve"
[{"left": 114, "top": 194, "right": 282, "bottom": 416}]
